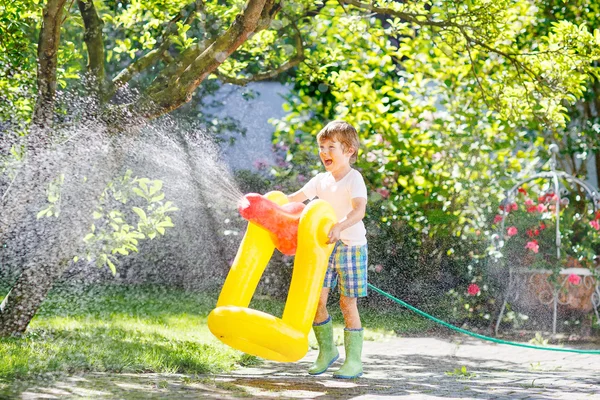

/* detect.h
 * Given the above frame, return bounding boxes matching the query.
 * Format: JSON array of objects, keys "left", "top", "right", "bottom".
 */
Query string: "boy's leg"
[
  {"left": 333, "top": 295, "right": 363, "bottom": 379},
  {"left": 339, "top": 295, "right": 361, "bottom": 329},
  {"left": 332, "top": 243, "right": 367, "bottom": 379},
  {"left": 308, "top": 305, "right": 339, "bottom": 375},
  {"left": 308, "top": 246, "right": 340, "bottom": 375},
  {"left": 314, "top": 288, "right": 330, "bottom": 324}
]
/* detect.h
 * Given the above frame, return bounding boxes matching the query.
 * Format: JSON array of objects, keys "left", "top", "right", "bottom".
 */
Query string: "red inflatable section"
[{"left": 238, "top": 193, "right": 305, "bottom": 256}]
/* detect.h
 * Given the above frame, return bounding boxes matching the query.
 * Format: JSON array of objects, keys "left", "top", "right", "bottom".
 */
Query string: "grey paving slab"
[
  {"left": 3, "top": 336, "right": 599, "bottom": 399},
  {"left": 226, "top": 336, "right": 600, "bottom": 399}
]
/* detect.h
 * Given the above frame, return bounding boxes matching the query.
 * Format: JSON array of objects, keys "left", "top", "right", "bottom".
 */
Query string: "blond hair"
[{"left": 316, "top": 120, "right": 360, "bottom": 164}]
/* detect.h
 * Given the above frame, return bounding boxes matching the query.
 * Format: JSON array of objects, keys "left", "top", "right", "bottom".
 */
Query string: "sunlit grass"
[
  {"left": 0, "top": 283, "right": 432, "bottom": 382},
  {"left": 0, "top": 284, "right": 243, "bottom": 381}
]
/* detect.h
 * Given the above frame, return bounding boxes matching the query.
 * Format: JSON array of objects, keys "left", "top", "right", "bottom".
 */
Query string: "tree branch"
[
  {"left": 108, "top": 0, "right": 200, "bottom": 99},
  {"left": 340, "top": 0, "right": 459, "bottom": 28},
  {"left": 343, "top": 0, "right": 556, "bottom": 93},
  {"left": 214, "top": 56, "right": 302, "bottom": 85},
  {"left": 110, "top": 39, "right": 173, "bottom": 94},
  {"left": 213, "top": 20, "right": 304, "bottom": 86},
  {"left": 135, "top": 0, "right": 280, "bottom": 119}
]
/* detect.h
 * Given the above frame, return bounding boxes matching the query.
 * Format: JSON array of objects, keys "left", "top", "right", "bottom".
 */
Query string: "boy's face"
[{"left": 318, "top": 138, "right": 354, "bottom": 173}]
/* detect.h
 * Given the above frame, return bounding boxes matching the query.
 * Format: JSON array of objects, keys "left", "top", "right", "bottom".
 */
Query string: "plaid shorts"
[{"left": 323, "top": 241, "right": 368, "bottom": 298}]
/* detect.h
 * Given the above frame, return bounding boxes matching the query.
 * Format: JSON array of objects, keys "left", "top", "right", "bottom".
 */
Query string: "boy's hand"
[{"left": 327, "top": 223, "right": 342, "bottom": 244}]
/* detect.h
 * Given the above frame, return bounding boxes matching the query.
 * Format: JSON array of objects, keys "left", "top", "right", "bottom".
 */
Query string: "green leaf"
[
  {"left": 150, "top": 193, "right": 165, "bottom": 203},
  {"left": 149, "top": 180, "right": 163, "bottom": 196},
  {"left": 157, "top": 220, "right": 174, "bottom": 228},
  {"left": 107, "top": 259, "right": 117, "bottom": 275},
  {"left": 138, "top": 179, "right": 149, "bottom": 194},
  {"left": 132, "top": 207, "right": 147, "bottom": 220},
  {"left": 132, "top": 187, "right": 146, "bottom": 198}
]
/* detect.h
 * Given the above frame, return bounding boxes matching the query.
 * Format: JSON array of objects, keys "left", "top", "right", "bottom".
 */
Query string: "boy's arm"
[
  {"left": 327, "top": 197, "right": 366, "bottom": 244},
  {"left": 287, "top": 190, "right": 308, "bottom": 203}
]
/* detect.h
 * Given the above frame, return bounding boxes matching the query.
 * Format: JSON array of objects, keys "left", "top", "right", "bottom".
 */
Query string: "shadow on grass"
[
  {"left": 0, "top": 324, "right": 228, "bottom": 378},
  {"left": 0, "top": 284, "right": 244, "bottom": 392}
]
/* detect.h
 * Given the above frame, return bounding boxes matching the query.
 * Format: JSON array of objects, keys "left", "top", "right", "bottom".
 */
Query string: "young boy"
[{"left": 287, "top": 120, "right": 368, "bottom": 379}]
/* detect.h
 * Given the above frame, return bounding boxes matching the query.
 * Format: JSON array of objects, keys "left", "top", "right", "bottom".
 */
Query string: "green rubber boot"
[
  {"left": 333, "top": 328, "right": 363, "bottom": 379},
  {"left": 308, "top": 316, "right": 339, "bottom": 375}
]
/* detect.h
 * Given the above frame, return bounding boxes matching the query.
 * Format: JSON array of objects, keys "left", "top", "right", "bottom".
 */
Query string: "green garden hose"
[{"left": 368, "top": 283, "right": 600, "bottom": 354}]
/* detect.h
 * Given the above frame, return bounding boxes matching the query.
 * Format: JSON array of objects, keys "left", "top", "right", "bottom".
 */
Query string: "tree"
[
  {"left": 270, "top": 1, "right": 600, "bottom": 293},
  {"left": 2, "top": 0, "right": 291, "bottom": 336},
  {"left": 1, "top": 0, "right": 598, "bottom": 335}
]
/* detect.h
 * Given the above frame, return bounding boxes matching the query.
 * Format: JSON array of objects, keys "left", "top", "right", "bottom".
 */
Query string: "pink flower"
[
  {"left": 525, "top": 240, "right": 539, "bottom": 253},
  {"left": 376, "top": 188, "right": 390, "bottom": 199},
  {"left": 567, "top": 274, "right": 581, "bottom": 285},
  {"left": 525, "top": 199, "right": 535, "bottom": 206},
  {"left": 467, "top": 283, "right": 480, "bottom": 296},
  {"left": 527, "top": 229, "right": 533, "bottom": 237},
  {"left": 590, "top": 220, "right": 600, "bottom": 231},
  {"left": 527, "top": 228, "right": 540, "bottom": 237},
  {"left": 540, "top": 193, "right": 558, "bottom": 203},
  {"left": 507, "top": 226, "right": 518, "bottom": 236},
  {"left": 493, "top": 214, "right": 503, "bottom": 224},
  {"left": 374, "top": 264, "right": 383, "bottom": 273},
  {"left": 499, "top": 202, "right": 517, "bottom": 212},
  {"left": 253, "top": 158, "right": 269, "bottom": 170},
  {"left": 536, "top": 204, "right": 548, "bottom": 213}
]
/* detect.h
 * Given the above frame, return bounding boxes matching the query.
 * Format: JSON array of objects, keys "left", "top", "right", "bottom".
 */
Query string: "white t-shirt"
[{"left": 300, "top": 169, "right": 368, "bottom": 246}]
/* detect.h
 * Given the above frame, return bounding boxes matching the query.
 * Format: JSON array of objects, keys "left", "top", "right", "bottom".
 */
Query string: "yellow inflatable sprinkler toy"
[{"left": 208, "top": 191, "right": 337, "bottom": 362}]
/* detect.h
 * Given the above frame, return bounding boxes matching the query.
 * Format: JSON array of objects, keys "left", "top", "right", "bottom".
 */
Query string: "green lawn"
[{"left": 0, "top": 283, "right": 433, "bottom": 383}]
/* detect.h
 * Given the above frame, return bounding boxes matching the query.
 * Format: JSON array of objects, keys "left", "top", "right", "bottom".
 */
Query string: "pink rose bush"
[{"left": 492, "top": 185, "right": 600, "bottom": 280}]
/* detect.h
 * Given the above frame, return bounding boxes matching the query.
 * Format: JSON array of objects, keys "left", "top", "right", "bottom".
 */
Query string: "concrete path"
[{"left": 5, "top": 336, "right": 599, "bottom": 399}]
